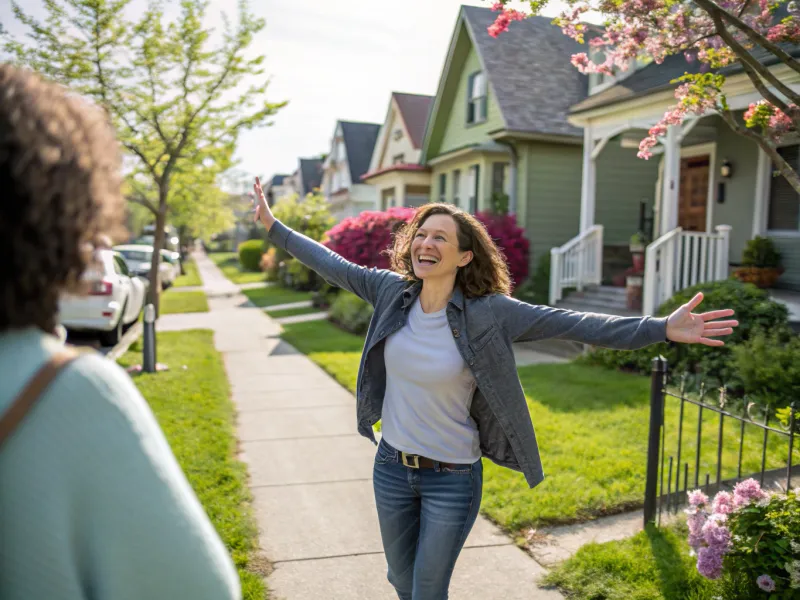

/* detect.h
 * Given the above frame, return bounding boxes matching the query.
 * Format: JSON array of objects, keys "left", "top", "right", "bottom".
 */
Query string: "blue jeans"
[{"left": 372, "top": 438, "right": 483, "bottom": 600}]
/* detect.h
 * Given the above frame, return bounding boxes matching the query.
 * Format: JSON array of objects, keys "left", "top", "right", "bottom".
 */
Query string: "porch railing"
[
  {"left": 549, "top": 225, "right": 603, "bottom": 306},
  {"left": 642, "top": 225, "right": 732, "bottom": 316}
]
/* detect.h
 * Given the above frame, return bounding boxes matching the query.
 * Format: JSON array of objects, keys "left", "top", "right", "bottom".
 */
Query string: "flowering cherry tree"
[{"left": 488, "top": 0, "right": 800, "bottom": 193}]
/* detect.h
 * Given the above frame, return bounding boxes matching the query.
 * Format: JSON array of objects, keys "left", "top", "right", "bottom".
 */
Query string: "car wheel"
[{"left": 100, "top": 303, "right": 126, "bottom": 347}]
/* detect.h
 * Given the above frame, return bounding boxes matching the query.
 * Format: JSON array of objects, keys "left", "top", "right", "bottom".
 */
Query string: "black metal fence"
[{"left": 644, "top": 357, "right": 797, "bottom": 527}]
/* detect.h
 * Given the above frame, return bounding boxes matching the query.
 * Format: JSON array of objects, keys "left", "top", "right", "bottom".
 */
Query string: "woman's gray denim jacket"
[{"left": 268, "top": 221, "right": 668, "bottom": 489}]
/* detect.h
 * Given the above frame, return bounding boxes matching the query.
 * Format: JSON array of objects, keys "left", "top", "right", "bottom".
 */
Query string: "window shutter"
[
  {"left": 466, "top": 73, "right": 475, "bottom": 124},
  {"left": 768, "top": 144, "right": 800, "bottom": 230}
]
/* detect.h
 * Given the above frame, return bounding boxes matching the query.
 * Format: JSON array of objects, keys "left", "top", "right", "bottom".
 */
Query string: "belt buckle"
[{"left": 401, "top": 452, "right": 420, "bottom": 469}]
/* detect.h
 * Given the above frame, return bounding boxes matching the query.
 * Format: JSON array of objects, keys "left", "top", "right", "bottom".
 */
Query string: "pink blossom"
[
  {"left": 488, "top": 7, "right": 526, "bottom": 37},
  {"left": 696, "top": 545, "right": 724, "bottom": 579},
  {"left": 688, "top": 489, "right": 709, "bottom": 507},
  {"left": 757, "top": 574, "right": 777, "bottom": 592},
  {"left": 711, "top": 491, "right": 734, "bottom": 515},
  {"left": 491, "top": 2, "right": 504, "bottom": 11},
  {"left": 733, "top": 478, "right": 768, "bottom": 507}
]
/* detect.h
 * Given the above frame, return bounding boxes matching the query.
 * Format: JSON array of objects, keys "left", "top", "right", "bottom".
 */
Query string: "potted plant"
[
  {"left": 733, "top": 236, "right": 784, "bottom": 288},
  {"left": 623, "top": 265, "right": 644, "bottom": 311},
  {"left": 629, "top": 231, "right": 648, "bottom": 272}
]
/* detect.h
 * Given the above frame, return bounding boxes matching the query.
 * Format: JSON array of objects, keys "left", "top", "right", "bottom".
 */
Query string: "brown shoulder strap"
[{"left": 0, "top": 347, "right": 85, "bottom": 449}]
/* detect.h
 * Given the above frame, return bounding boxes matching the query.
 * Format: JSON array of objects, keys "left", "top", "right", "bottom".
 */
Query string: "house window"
[
  {"left": 467, "top": 72, "right": 488, "bottom": 124},
  {"left": 393, "top": 128, "right": 403, "bottom": 141},
  {"left": 393, "top": 154, "right": 405, "bottom": 164},
  {"left": 439, "top": 173, "right": 447, "bottom": 203},
  {"left": 468, "top": 165, "right": 480, "bottom": 213},
  {"left": 453, "top": 170, "right": 461, "bottom": 207},
  {"left": 768, "top": 144, "right": 800, "bottom": 231},
  {"left": 492, "top": 162, "right": 507, "bottom": 195}
]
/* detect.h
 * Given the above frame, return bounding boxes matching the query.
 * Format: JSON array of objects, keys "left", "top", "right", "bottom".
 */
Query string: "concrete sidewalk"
[{"left": 175, "top": 251, "right": 564, "bottom": 600}]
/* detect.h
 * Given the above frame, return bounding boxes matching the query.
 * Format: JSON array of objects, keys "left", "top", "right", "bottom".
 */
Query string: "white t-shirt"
[{"left": 381, "top": 297, "right": 480, "bottom": 463}]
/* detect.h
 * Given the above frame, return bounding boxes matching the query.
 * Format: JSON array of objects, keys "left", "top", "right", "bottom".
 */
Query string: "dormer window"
[{"left": 467, "top": 71, "right": 487, "bottom": 124}]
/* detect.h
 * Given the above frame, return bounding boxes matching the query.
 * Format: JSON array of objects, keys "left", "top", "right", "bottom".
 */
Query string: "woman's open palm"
[{"left": 665, "top": 292, "right": 739, "bottom": 347}]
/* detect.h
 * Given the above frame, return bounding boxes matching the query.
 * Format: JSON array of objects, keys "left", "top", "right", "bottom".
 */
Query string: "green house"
[{"left": 420, "top": 5, "right": 660, "bottom": 280}]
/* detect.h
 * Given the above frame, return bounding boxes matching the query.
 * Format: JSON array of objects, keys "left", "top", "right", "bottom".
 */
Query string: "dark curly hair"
[
  {"left": 388, "top": 203, "right": 512, "bottom": 298},
  {"left": 0, "top": 64, "right": 126, "bottom": 333}
]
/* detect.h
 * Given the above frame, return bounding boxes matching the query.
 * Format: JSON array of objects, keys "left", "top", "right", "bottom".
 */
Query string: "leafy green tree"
[{"left": 4, "top": 0, "right": 285, "bottom": 310}]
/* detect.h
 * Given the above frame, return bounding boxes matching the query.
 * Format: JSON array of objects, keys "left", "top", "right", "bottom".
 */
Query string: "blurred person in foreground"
[{"left": 0, "top": 64, "right": 241, "bottom": 600}]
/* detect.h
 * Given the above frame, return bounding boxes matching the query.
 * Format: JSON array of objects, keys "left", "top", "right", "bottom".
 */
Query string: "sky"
[{"left": 1, "top": 0, "right": 584, "bottom": 192}]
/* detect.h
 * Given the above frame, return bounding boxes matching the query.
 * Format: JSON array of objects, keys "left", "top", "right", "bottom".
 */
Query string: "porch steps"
[{"left": 556, "top": 285, "right": 641, "bottom": 318}]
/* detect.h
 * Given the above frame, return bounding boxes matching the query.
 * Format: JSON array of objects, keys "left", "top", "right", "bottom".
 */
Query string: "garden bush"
[
  {"left": 513, "top": 251, "right": 551, "bottom": 306},
  {"left": 324, "top": 207, "right": 416, "bottom": 269},
  {"left": 282, "top": 258, "right": 317, "bottom": 291},
  {"left": 329, "top": 291, "right": 374, "bottom": 335},
  {"left": 237, "top": 239, "right": 264, "bottom": 272},
  {"left": 732, "top": 328, "right": 800, "bottom": 410},
  {"left": 475, "top": 210, "right": 530, "bottom": 291},
  {"left": 259, "top": 247, "right": 280, "bottom": 281},
  {"left": 580, "top": 279, "right": 790, "bottom": 392},
  {"left": 685, "top": 480, "right": 800, "bottom": 598}
]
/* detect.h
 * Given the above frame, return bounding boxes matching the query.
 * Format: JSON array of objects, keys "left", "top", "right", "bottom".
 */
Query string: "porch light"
[{"left": 720, "top": 159, "right": 733, "bottom": 179}]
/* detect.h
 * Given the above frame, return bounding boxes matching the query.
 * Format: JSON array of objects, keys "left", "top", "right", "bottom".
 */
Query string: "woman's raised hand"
[{"left": 253, "top": 177, "right": 276, "bottom": 231}]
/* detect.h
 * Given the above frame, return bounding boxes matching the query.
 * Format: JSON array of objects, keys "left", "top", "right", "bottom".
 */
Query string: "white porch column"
[
  {"left": 397, "top": 183, "right": 406, "bottom": 208},
  {"left": 660, "top": 125, "right": 680, "bottom": 234},
  {"left": 579, "top": 125, "right": 597, "bottom": 232}
]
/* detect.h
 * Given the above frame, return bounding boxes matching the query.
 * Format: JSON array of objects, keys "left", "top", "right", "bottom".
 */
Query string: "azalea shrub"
[
  {"left": 324, "top": 207, "right": 416, "bottom": 270},
  {"left": 237, "top": 239, "right": 264, "bottom": 272},
  {"left": 475, "top": 210, "right": 530, "bottom": 290},
  {"left": 685, "top": 479, "right": 800, "bottom": 598}
]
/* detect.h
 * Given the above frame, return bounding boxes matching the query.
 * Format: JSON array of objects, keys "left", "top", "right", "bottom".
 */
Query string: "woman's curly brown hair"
[
  {"left": 388, "top": 203, "right": 512, "bottom": 298},
  {"left": 0, "top": 64, "right": 126, "bottom": 333}
]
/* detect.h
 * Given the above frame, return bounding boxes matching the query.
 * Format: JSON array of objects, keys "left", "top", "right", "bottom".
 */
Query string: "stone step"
[{"left": 556, "top": 299, "right": 641, "bottom": 318}]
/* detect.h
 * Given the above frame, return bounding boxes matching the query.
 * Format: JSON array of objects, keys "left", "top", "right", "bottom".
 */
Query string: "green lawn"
[
  {"left": 265, "top": 306, "right": 323, "bottom": 319},
  {"left": 160, "top": 290, "right": 209, "bottom": 314},
  {"left": 243, "top": 286, "right": 312, "bottom": 308},
  {"left": 117, "top": 330, "right": 268, "bottom": 599},
  {"left": 280, "top": 320, "right": 799, "bottom": 533},
  {"left": 173, "top": 259, "right": 202, "bottom": 287},
  {"left": 209, "top": 252, "right": 266, "bottom": 285},
  {"left": 543, "top": 521, "right": 716, "bottom": 600}
]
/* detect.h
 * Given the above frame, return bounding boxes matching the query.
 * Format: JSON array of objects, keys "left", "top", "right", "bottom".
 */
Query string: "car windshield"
[{"left": 118, "top": 249, "right": 152, "bottom": 262}]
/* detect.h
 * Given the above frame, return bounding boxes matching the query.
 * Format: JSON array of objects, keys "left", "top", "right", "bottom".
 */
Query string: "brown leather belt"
[{"left": 397, "top": 450, "right": 463, "bottom": 470}]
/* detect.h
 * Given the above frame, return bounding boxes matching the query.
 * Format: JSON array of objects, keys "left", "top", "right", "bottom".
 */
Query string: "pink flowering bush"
[
  {"left": 487, "top": 0, "right": 800, "bottom": 194},
  {"left": 685, "top": 479, "right": 800, "bottom": 597},
  {"left": 474, "top": 210, "right": 530, "bottom": 290},
  {"left": 324, "top": 207, "right": 416, "bottom": 270}
]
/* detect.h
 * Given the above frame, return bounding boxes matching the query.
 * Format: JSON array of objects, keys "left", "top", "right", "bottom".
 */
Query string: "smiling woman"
[{"left": 251, "top": 176, "right": 738, "bottom": 600}]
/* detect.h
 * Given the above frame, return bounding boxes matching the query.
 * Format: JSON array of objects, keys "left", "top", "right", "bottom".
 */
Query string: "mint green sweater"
[{"left": 0, "top": 328, "right": 241, "bottom": 600}]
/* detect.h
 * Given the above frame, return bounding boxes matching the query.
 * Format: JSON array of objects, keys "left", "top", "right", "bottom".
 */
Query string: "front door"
[{"left": 678, "top": 156, "right": 709, "bottom": 232}]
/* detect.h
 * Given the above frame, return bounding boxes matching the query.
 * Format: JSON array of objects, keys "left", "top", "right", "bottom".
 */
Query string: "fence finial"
[{"left": 719, "top": 385, "right": 727, "bottom": 409}]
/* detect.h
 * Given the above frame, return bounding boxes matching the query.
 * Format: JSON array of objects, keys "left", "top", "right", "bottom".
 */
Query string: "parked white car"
[
  {"left": 58, "top": 250, "right": 148, "bottom": 346},
  {"left": 160, "top": 249, "right": 182, "bottom": 282},
  {"left": 114, "top": 244, "right": 176, "bottom": 289}
]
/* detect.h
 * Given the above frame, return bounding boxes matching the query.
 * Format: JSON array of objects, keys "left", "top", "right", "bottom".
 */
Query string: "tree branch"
[
  {"left": 720, "top": 108, "right": 800, "bottom": 194},
  {"left": 128, "top": 193, "right": 159, "bottom": 215},
  {"left": 702, "top": 1, "right": 800, "bottom": 112},
  {"left": 695, "top": 0, "right": 800, "bottom": 77}
]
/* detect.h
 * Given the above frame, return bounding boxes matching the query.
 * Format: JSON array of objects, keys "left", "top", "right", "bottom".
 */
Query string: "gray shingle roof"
[
  {"left": 299, "top": 158, "right": 323, "bottom": 195},
  {"left": 571, "top": 3, "right": 800, "bottom": 114},
  {"left": 340, "top": 121, "right": 381, "bottom": 182},
  {"left": 462, "top": 5, "right": 588, "bottom": 137}
]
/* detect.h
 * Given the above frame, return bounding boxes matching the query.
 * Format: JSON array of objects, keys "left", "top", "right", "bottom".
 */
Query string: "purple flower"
[
  {"left": 733, "top": 478, "right": 768, "bottom": 507},
  {"left": 702, "top": 519, "right": 731, "bottom": 550},
  {"left": 697, "top": 546, "right": 724, "bottom": 579},
  {"left": 711, "top": 491, "right": 734, "bottom": 515},
  {"left": 687, "top": 511, "right": 708, "bottom": 551},
  {"left": 756, "top": 574, "right": 776, "bottom": 592},
  {"left": 688, "top": 489, "right": 709, "bottom": 507}
]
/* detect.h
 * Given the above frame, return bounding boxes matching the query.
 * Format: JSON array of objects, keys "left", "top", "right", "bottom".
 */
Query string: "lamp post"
[{"left": 143, "top": 303, "right": 156, "bottom": 373}]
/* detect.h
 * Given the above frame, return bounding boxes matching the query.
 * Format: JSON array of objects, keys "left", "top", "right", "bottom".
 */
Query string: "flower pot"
[
  {"left": 629, "top": 242, "right": 645, "bottom": 254},
  {"left": 631, "top": 252, "right": 645, "bottom": 272},
  {"left": 626, "top": 275, "right": 643, "bottom": 311},
  {"left": 732, "top": 266, "right": 784, "bottom": 288}
]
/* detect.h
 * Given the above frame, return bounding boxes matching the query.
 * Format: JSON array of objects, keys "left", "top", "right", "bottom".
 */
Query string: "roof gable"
[
  {"left": 461, "top": 6, "right": 587, "bottom": 136},
  {"left": 393, "top": 93, "right": 434, "bottom": 149},
  {"left": 299, "top": 158, "right": 323, "bottom": 195},
  {"left": 339, "top": 120, "right": 381, "bottom": 182}
]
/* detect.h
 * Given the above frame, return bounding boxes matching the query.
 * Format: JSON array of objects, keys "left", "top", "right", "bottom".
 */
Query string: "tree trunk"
[{"left": 147, "top": 198, "right": 168, "bottom": 317}]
